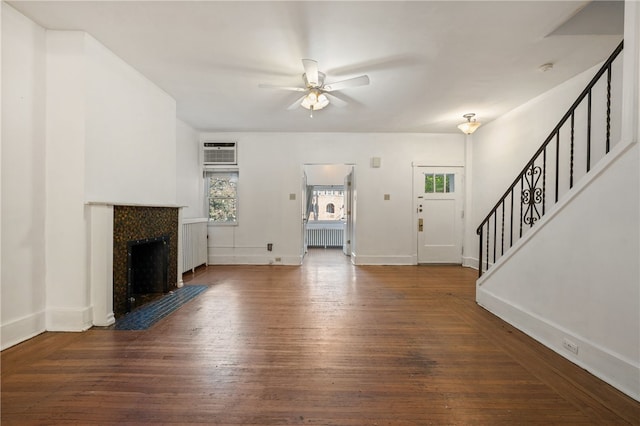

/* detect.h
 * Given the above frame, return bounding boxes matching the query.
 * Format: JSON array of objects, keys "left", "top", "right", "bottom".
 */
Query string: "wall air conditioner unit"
[{"left": 203, "top": 142, "right": 237, "bottom": 165}]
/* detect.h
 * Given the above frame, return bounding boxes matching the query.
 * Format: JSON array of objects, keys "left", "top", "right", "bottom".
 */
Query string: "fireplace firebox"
[{"left": 126, "top": 235, "right": 170, "bottom": 313}]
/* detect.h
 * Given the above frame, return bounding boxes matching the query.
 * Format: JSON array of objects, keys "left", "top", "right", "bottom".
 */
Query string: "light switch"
[
  {"left": 384, "top": 194, "right": 390, "bottom": 201},
  {"left": 289, "top": 193, "right": 296, "bottom": 200}
]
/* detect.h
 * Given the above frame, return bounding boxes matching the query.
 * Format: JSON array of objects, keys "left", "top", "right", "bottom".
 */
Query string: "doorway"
[
  {"left": 302, "top": 164, "right": 355, "bottom": 262},
  {"left": 414, "top": 166, "right": 464, "bottom": 264}
]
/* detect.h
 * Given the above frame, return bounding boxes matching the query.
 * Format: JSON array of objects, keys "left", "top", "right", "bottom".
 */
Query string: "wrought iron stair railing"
[{"left": 476, "top": 41, "right": 624, "bottom": 278}]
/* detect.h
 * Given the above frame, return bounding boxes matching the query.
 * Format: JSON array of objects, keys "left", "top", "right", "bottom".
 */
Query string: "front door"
[{"left": 414, "top": 167, "right": 464, "bottom": 264}]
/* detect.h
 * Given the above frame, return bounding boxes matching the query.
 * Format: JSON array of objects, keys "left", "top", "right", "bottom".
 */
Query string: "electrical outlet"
[
  {"left": 275, "top": 257, "right": 282, "bottom": 262},
  {"left": 562, "top": 338, "right": 579, "bottom": 354}
]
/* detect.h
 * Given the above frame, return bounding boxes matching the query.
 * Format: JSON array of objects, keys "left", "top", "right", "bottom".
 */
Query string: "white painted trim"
[
  {"left": 477, "top": 288, "right": 640, "bottom": 401},
  {"left": 209, "top": 253, "right": 416, "bottom": 266},
  {"left": 87, "top": 204, "right": 115, "bottom": 326},
  {"left": 0, "top": 311, "right": 46, "bottom": 350},
  {"left": 46, "top": 306, "right": 93, "bottom": 332},
  {"left": 93, "top": 313, "right": 115, "bottom": 328},
  {"left": 352, "top": 255, "right": 415, "bottom": 265},
  {"left": 462, "top": 256, "right": 479, "bottom": 270},
  {"left": 209, "top": 254, "right": 302, "bottom": 266},
  {"left": 177, "top": 208, "right": 184, "bottom": 288},
  {"left": 182, "top": 217, "right": 209, "bottom": 224},
  {"left": 86, "top": 201, "right": 183, "bottom": 208}
]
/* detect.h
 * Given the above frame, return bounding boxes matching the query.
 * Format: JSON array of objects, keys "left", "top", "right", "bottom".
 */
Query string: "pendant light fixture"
[{"left": 458, "top": 113, "right": 482, "bottom": 135}]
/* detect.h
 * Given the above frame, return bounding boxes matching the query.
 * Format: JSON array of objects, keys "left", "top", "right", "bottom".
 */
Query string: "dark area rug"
[{"left": 114, "top": 285, "right": 208, "bottom": 330}]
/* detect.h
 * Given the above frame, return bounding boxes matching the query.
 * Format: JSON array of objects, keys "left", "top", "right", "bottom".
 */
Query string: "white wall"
[
  {"left": 305, "top": 164, "right": 353, "bottom": 186},
  {"left": 200, "top": 132, "right": 465, "bottom": 265},
  {"left": 176, "top": 119, "right": 203, "bottom": 219},
  {"left": 1, "top": 3, "right": 47, "bottom": 348},
  {"left": 85, "top": 35, "right": 177, "bottom": 205}
]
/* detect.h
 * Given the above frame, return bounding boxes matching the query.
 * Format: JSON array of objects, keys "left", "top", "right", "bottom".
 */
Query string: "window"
[
  {"left": 424, "top": 173, "right": 455, "bottom": 193},
  {"left": 306, "top": 185, "right": 344, "bottom": 221},
  {"left": 205, "top": 170, "right": 238, "bottom": 224}
]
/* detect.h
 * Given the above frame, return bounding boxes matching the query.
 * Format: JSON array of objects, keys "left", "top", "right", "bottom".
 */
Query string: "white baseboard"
[
  {"left": 209, "top": 254, "right": 303, "bottom": 266},
  {"left": 351, "top": 254, "right": 415, "bottom": 265},
  {"left": 210, "top": 253, "right": 418, "bottom": 266},
  {"left": 1, "top": 311, "right": 46, "bottom": 350},
  {"left": 462, "top": 256, "right": 479, "bottom": 270},
  {"left": 46, "top": 306, "right": 94, "bottom": 332},
  {"left": 93, "top": 312, "right": 115, "bottom": 327},
  {"left": 477, "top": 287, "right": 640, "bottom": 401}
]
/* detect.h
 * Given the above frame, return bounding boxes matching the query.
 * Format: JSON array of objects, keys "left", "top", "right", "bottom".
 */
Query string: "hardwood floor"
[{"left": 2, "top": 249, "right": 639, "bottom": 425}]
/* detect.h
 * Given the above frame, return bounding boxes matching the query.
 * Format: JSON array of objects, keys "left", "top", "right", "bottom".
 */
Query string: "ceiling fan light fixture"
[
  {"left": 301, "top": 90, "right": 329, "bottom": 111},
  {"left": 300, "top": 92, "right": 316, "bottom": 109},
  {"left": 316, "top": 93, "right": 329, "bottom": 109},
  {"left": 458, "top": 113, "right": 482, "bottom": 135}
]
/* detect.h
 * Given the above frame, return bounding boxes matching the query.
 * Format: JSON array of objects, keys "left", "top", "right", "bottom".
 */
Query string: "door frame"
[
  {"left": 301, "top": 163, "right": 356, "bottom": 263},
  {"left": 412, "top": 164, "right": 465, "bottom": 264}
]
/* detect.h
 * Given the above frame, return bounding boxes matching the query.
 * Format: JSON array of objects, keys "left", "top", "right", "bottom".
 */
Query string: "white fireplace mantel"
[
  {"left": 86, "top": 201, "right": 184, "bottom": 208},
  {"left": 86, "top": 203, "right": 184, "bottom": 327}
]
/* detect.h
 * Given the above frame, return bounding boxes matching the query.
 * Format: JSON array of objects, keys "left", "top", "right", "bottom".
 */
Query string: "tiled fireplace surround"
[{"left": 88, "top": 203, "right": 182, "bottom": 326}]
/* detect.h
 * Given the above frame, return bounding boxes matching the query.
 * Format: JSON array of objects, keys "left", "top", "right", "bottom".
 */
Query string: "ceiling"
[{"left": 8, "top": 1, "right": 624, "bottom": 133}]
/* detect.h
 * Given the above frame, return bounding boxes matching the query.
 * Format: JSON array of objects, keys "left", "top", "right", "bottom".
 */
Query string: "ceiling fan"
[{"left": 259, "top": 59, "right": 370, "bottom": 117}]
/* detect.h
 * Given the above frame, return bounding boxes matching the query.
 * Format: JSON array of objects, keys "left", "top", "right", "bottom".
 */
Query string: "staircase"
[
  {"left": 476, "top": 41, "right": 624, "bottom": 277},
  {"left": 473, "top": 39, "right": 640, "bottom": 401}
]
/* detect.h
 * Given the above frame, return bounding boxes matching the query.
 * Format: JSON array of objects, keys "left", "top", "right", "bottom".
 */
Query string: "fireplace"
[
  {"left": 127, "top": 235, "right": 169, "bottom": 312},
  {"left": 112, "top": 206, "right": 179, "bottom": 317}
]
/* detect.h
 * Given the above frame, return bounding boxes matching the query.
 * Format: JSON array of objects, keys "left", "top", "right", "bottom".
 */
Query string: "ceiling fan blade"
[
  {"left": 325, "top": 92, "right": 348, "bottom": 107},
  {"left": 259, "top": 83, "right": 306, "bottom": 92},
  {"left": 324, "top": 75, "right": 370, "bottom": 92},
  {"left": 287, "top": 94, "right": 307, "bottom": 110},
  {"left": 302, "top": 59, "right": 319, "bottom": 87}
]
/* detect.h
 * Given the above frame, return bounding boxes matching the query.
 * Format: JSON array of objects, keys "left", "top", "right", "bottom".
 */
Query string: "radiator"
[
  {"left": 306, "top": 227, "right": 344, "bottom": 248},
  {"left": 182, "top": 219, "right": 208, "bottom": 273}
]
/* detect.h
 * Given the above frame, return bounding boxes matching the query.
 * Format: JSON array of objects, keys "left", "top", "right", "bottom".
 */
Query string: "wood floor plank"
[{"left": 2, "top": 249, "right": 638, "bottom": 425}]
